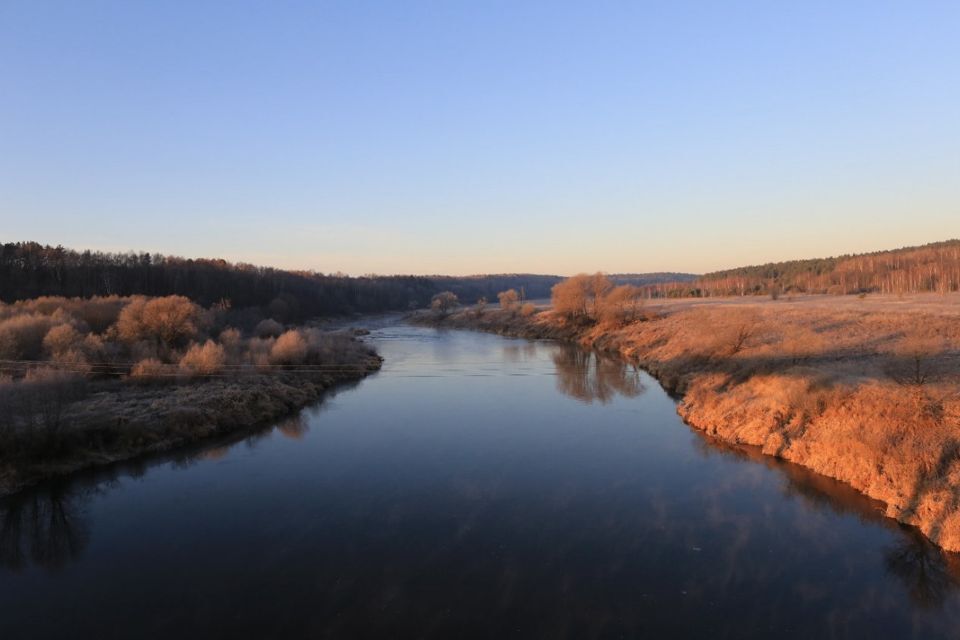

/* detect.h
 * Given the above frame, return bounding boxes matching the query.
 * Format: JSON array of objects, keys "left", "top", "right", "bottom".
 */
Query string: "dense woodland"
[
  {"left": 611, "top": 273, "right": 698, "bottom": 287},
  {"left": 644, "top": 240, "right": 960, "bottom": 298},
  {"left": 0, "top": 242, "right": 439, "bottom": 319},
  {"left": 0, "top": 243, "right": 557, "bottom": 317},
  {"left": 1, "top": 242, "right": 704, "bottom": 316}
]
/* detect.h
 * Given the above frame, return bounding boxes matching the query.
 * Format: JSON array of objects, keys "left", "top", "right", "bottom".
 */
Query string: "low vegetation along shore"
[
  {"left": 0, "top": 294, "right": 381, "bottom": 495},
  {"left": 414, "top": 277, "right": 960, "bottom": 552}
]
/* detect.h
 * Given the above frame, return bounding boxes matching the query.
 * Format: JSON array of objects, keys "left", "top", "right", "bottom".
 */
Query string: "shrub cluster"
[
  {"left": 0, "top": 295, "right": 375, "bottom": 448},
  {"left": 550, "top": 274, "right": 646, "bottom": 326}
]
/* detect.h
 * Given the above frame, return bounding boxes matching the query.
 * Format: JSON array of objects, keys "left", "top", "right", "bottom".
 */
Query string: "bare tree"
[
  {"left": 179, "top": 340, "right": 227, "bottom": 376},
  {"left": 886, "top": 332, "right": 946, "bottom": 387},
  {"left": 598, "top": 285, "right": 644, "bottom": 327},
  {"left": 551, "top": 273, "right": 612, "bottom": 322},
  {"left": 430, "top": 291, "right": 459, "bottom": 316},
  {"left": 497, "top": 289, "right": 519, "bottom": 311}
]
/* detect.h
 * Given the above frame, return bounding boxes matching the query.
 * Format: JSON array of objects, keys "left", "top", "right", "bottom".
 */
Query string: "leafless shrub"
[
  {"left": 116, "top": 295, "right": 201, "bottom": 348},
  {"left": 14, "top": 296, "right": 125, "bottom": 333},
  {"left": 114, "top": 296, "right": 148, "bottom": 343},
  {"left": 885, "top": 332, "right": 948, "bottom": 387},
  {"left": 270, "top": 330, "right": 308, "bottom": 365},
  {"left": 474, "top": 297, "right": 487, "bottom": 318},
  {"left": 0, "top": 327, "right": 17, "bottom": 361},
  {"left": 552, "top": 273, "right": 612, "bottom": 322},
  {"left": 217, "top": 327, "right": 244, "bottom": 363},
  {"left": 697, "top": 309, "right": 763, "bottom": 358},
  {"left": 130, "top": 358, "right": 169, "bottom": 380},
  {"left": 246, "top": 337, "right": 274, "bottom": 369},
  {"left": 431, "top": 291, "right": 459, "bottom": 316},
  {"left": 519, "top": 303, "right": 537, "bottom": 317},
  {"left": 50, "top": 347, "right": 92, "bottom": 374},
  {"left": 43, "top": 324, "right": 83, "bottom": 357},
  {"left": 179, "top": 340, "right": 226, "bottom": 376},
  {"left": 598, "top": 285, "right": 645, "bottom": 327},
  {"left": 0, "top": 314, "right": 58, "bottom": 360},
  {"left": 498, "top": 289, "right": 519, "bottom": 311},
  {"left": 72, "top": 296, "right": 126, "bottom": 333}
]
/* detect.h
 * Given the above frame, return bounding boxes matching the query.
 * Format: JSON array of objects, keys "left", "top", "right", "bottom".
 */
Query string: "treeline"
[
  {"left": 428, "top": 274, "right": 561, "bottom": 302},
  {"left": 643, "top": 240, "right": 960, "bottom": 297},
  {"left": 611, "top": 272, "right": 698, "bottom": 287},
  {"left": 0, "top": 242, "right": 652, "bottom": 317},
  {"left": 431, "top": 273, "right": 700, "bottom": 303},
  {"left": 0, "top": 242, "right": 438, "bottom": 318}
]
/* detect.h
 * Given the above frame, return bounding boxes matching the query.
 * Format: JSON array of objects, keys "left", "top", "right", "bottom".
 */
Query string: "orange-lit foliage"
[
  {"left": 430, "top": 291, "right": 459, "bottom": 316},
  {"left": 498, "top": 289, "right": 519, "bottom": 311},
  {"left": 116, "top": 295, "right": 202, "bottom": 348},
  {"left": 179, "top": 340, "right": 227, "bottom": 376},
  {"left": 270, "top": 331, "right": 308, "bottom": 366}
]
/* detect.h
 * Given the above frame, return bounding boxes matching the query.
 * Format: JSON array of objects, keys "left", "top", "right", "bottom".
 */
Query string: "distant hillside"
[
  {"left": 426, "top": 274, "right": 562, "bottom": 302},
  {"left": 645, "top": 240, "right": 960, "bottom": 297},
  {"left": 611, "top": 273, "right": 698, "bottom": 287}
]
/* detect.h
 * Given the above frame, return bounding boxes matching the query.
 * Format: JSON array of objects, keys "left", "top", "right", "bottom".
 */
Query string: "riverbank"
[
  {"left": 0, "top": 349, "right": 382, "bottom": 497},
  {"left": 412, "top": 295, "right": 960, "bottom": 551}
]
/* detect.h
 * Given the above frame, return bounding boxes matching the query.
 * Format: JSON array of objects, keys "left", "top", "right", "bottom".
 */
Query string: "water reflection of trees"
[
  {"left": 694, "top": 435, "right": 960, "bottom": 609},
  {"left": 502, "top": 343, "right": 538, "bottom": 363},
  {"left": 277, "top": 414, "right": 310, "bottom": 440},
  {"left": 0, "top": 481, "right": 91, "bottom": 572},
  {"left": 0, "top": 406, "right": 324, "bottom": 572},
  {"left": 885, "top": 535, "right": 960, "bottom": 609},
  {"left": 551, "top": 346, "right": 645, "bottom": 404}
]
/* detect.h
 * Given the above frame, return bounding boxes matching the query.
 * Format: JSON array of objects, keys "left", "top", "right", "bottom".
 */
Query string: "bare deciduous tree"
[
  {"left": 598, "top": 285, "right": 645, "bottom": 327},
  {"left": 497, "top": 289, "right": 519, "bottom": 311},
  {"left": 270, "top": 330, "right": 309, "bottom": 365},
  {"left": 179, "top": 340, "right": 227, "bottom": 376},
  {"left": 552, "top": 273, "right": 613, "bottom": 321},
  {"left": 886, "top": 332, "right": 946, "bottom": 387},
  {"left": 431, "top": 291, "right": 459, "bottom": 316},
  {"left": 116, "top": 295, "right": 201, "bottom": 349}
]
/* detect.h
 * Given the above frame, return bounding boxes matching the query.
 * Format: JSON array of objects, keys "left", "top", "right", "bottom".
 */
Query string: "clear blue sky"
[{"left": 1, "top": 1, "right": 958, "bottom": 275}]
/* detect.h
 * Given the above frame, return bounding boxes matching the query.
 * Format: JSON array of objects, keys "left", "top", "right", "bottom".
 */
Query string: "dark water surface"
[{"left": 2, "top": 324, "right": 960, "bottom": 639}]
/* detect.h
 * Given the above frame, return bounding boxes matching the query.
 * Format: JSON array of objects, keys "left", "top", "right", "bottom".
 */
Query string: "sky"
[{"left": 1, "top": 1, "right": 958, "bottom": 276}]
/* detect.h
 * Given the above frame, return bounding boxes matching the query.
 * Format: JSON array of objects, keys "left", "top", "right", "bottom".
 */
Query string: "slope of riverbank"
[
  {"left": 0, "top": 352, "right": 382, "bottom": 497},
  {"left": 412, "top": 296, "right": 960, "bottom": 551}
]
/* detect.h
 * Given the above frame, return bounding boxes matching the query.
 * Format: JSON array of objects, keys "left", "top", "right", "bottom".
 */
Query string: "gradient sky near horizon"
[{"left": 2, "top": 1, "right": 958, "bottom": 276}]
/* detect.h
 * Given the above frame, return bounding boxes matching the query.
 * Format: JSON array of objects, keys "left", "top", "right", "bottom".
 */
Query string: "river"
[{"left": 1, "top": 323, "right": 959, "bottom": 638}]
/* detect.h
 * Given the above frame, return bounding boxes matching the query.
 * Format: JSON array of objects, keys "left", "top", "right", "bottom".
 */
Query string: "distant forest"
[
  {"left": 611, "top": 273, "right": 698, "bottom": 287},
  {"left": 7, "top": 239, "right": 955, "bottom": 314},
  {"left": 0, "top": 242, "right": 440, "bottom": 319},
  {"left": 642, "top": 240, "right": 960, "bottom": 297},
  {"left": 0, "top": 242, "right": 691, "bottom": 319},
  {"left": 427, "top": 273, "right": 698, "bottom": 302}
]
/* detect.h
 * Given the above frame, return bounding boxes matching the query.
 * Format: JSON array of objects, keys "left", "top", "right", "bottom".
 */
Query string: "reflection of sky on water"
[{"left": 1, "top": 323, "right": 959, "bottom": 638}]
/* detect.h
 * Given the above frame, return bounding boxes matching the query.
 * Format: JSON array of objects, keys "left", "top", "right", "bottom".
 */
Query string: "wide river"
[{"left": 2, "top": 323, "right": 960, "bottom": 638}]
